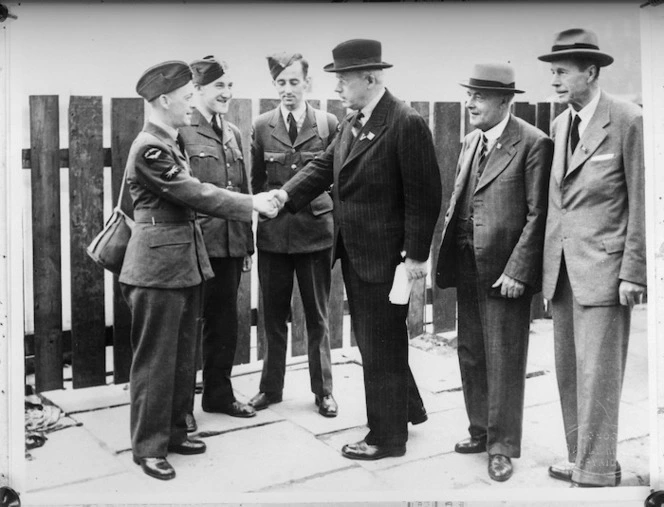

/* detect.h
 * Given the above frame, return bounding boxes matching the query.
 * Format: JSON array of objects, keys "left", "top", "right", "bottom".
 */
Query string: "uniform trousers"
[
  {"left": 551, "top": 257, "right": 629, "bottom": 486},
  {"left": 455, "top": 231, "right": 531, "bottom": 457},
  {"left": 338, "top": 238, "right": 425, "bottom": 447},
  {"left": 199, "top": 256, "right": 244, "bottom": 409},
  {"left": 120, "top": 283, "right": 203, "bottom": 458},
  {"left": 258, "top": 248, "right": 333, "bottom": 397}
]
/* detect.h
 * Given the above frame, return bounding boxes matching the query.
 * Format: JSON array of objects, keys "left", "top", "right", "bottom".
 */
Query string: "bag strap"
[
  {"left": 115, "top": 160, "right": 130, "bottom": 212},
  {"left": 313, "top": 108, "right": 330, "bottom": 149}
]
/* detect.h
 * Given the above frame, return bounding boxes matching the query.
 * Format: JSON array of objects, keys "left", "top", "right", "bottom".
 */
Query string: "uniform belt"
[{"left": 134, "top": 209, "right": 196, "bottom": 224}]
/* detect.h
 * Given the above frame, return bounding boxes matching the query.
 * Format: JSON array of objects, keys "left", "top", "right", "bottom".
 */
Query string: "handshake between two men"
[{"left": 251, "top": 189, "right": 289, "bottom": 219}]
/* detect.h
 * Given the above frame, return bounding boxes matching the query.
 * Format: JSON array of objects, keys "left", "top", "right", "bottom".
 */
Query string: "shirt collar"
[
  {"left": 281, "top": 101, "right": 307, "bottom": 126},
  {"left": 569, "top": 88, "right": 601, "bottom": 133},
  {"left": 358, "top": 87, "right": 385, "bottom": 124},
  {"left": 482, "top": 112, "right": 510, "bottom": 145},
  {"left": 149, "top": 117, "right": 179, "bottom": 141}
]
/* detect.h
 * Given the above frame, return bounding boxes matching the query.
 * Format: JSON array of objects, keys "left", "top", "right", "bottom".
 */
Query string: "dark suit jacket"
[
  {"left": 436, "top": 115, "right": 553, "bottom": 292},
  {"left": 179, "top": 109, "right": 254, "bottom": 258},
  {"left": 282, "top": 90, "right": 442, "bottom": 283},
  {"left": 119, "top": 121, "right": 253, "bottom": 289},
  {"left": 542, "top": 91, "right": 646, "bottom": 305},
  {"left": 251, "top": 104, "right": 337, "bottom": 254}
]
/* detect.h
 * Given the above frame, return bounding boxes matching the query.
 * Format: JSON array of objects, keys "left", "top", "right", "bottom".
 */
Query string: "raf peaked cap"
[
  {"left": 460, "top": 63, "right": 525, "bottom": 94},
  {"left": 136, "top": 60, "right": 192, "bottom": 101},
  {"left": 323, "top": 39, "right": 392, "bottom": 73},
  {"left": 191, "top": 55, "right": 227, "bottom": 86},
  {"left": 538, "top": 28, "right": 613, "bottom": 67},
  {"left": 267, "top": 52, "right": 302, "bottom": 80}
]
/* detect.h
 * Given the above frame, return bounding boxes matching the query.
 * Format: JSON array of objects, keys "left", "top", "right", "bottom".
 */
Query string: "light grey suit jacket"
[{"left": 542, "top": 91, "right": 646, "bottom": 305}]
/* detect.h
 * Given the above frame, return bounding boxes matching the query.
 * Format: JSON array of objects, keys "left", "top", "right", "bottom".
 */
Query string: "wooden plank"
[
  {"left": 226, "top": 98, "right": 253, "bottom": 365},
  {"left": 431, "top": 102, "right": 461, "bottom": 333},
  {"left": 68, "top": 96, "right": 106, "bottom": 388},
  {"left": 328, "top": 262, "right": 344, "bottom": 349},
  {"left": 259, "top": 98, "right": 280, "bottom": 115},
  {"left": 30, "top": 95, "right": 63, "bottom": 392},
  {"left": 22, "top": 147, "right": 113, "bottom": 169},
  {"left": 536, "top": 101, "right": 552, "bottom": 136},
  {"left": 110, "top": 98, "right": 144, "bottom": 383},
  {"left": 327, "top": 99, "right": 346, "bottom": 124},
  {"left": 308, "top": 99, "right": 320, "bottom": 111},
  {"left": 257, "top": 286, "right": 266, "bottom": 360},
  {"left": 513, "top": 102, "right": 536, "bottom": 126}
]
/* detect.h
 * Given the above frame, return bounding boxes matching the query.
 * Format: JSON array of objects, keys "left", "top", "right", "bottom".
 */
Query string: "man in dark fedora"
[
  {"left": 435, "top": 62, "right": 552, "bottom": 481},
  {"left": 271, "top": 39, "right": 440, "bottom": 460},
  {"left": 538, "top": 28, "right": 646, "bottom": 487},
  {"left": 248, "top": 52, "right": 339, "bottom": 418}
]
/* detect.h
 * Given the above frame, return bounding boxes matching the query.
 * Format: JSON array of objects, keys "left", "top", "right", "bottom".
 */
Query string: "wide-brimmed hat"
[
  {"left": 323, "top": 39, "right": 392, "bottom": 73},
  {"left": 538, "top": 28, "right": 613, "bottom": 67},
  {"left": 460, "top": 63, "right": 524, "bottom": 94}
]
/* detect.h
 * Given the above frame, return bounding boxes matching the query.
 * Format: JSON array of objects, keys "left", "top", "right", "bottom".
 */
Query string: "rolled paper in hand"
[{"left": 389, "top": 262, "right": 413, "bottom": 305}]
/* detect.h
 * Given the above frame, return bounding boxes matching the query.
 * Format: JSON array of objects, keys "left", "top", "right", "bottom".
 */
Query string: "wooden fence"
[{"left": 23, "top": 95, "right": 563, "bottom": 393}]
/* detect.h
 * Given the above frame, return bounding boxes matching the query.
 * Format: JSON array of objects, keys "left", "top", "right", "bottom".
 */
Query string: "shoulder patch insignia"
[
  {"left": 161, "top": 165, "right": 182, "bottom": 181},
  {"left": 144, "top": 147, "right": 162, "bottom": 161}
]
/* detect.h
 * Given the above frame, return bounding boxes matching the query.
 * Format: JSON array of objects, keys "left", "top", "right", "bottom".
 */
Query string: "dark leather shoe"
[
  {"left": 315, "top": 395, "right": 338, "bottom": 417},
  {"left": 167, "top": 438, "right": 206, "bottom": 455},
  {"left": 548, "top": 461, "right": 574, "bottom": 483},
  {"left": 408, "top": 406, "right": 428, "bottom": 425},
  {"left": 488, "top": 454, "right": 513, "bottom": 482},
  {"left": 341, "top": 440, "right": 406, "bottom": 461},
  {"left": 185, "top": 413, "right": 197, "bottom": 433},
  {"left": 248, "top": 392, "right": 282, "bottom": 411},
  {"left": 204, "top": 400, "right": 256, "bottom": 418},
  {"left": 454, "top": 436, "right": 487, "bottom": 454},
  {"left": 133, "top": 456, "right": 175, "bottom": 481}
]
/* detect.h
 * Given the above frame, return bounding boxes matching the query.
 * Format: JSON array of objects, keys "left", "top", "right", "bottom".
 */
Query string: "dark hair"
[
  {"left": 573, "top": 58, "right": 601, "bottom": 79},
  {"left": 290, "top": 54, "right": 309, "bottom": 79}
]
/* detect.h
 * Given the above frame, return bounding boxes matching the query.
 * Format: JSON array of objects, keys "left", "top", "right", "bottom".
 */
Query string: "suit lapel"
[
  {"left": 293, "top": 104, "right": 316, "bottom": 148},
  {"left": 475, "top": 115, "right": 519, "bottom": 193},
  {"left": 552, "top": 109, "right": 570, "bottom": 185},
  {"left": 453, "top": 131, "right": 481, "bottom": 201},
  {"left": 342, "top": 91, "right": 391, "bottom": 168},
  {"left": 269, "top": 107, "right": 292, "bottom": 148},
  {"left": 191, "top": 108, "right": 222, "bottom": 145},
  {"left": 566, "top": 92, "right": 610, "bottom": 178}
]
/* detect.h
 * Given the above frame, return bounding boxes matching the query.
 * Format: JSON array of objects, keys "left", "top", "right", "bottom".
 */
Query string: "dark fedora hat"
[
  {"left": 460, "top": 63, "right": 524, "bottom": 94},
  {"left": 538, "top": 28, "right": 613, "bottom": 67},
  {"left": 323, "top": 39, "right": 392, "bottom": 73}
]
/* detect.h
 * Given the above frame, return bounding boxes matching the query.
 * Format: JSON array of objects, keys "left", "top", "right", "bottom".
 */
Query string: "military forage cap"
[
  {"left": 267, "top": 52, "right": 302, "bottom": 80},
  {"left": 190, "top": 55, "right": 227, "bottom": 86},
  {"left": 136, "top": 60, "right": 192, "bottom": 101}
]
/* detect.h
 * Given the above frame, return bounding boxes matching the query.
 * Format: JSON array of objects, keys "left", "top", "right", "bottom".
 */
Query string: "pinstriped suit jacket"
[{"left": 282, "top": 89, "right": 442, "bottom": 283}]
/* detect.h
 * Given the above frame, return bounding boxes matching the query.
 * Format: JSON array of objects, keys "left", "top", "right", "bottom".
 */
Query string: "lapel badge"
[
  {"left": 360, "top": 131, "right": 375, "bottom": 141},
  {"left": 496, "top": 142, "right": 502, "bottom": 150},
  {"left": 582, "top": 145, "right": 588, "bottom": 153}
]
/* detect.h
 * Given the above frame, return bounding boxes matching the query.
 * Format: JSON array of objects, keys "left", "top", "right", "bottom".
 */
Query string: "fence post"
[
  {"left": 69, "top": 96, "right": 106, "bottom": 388},
  {"left": 110, "top": 97, "right": 144, "bottom": 383},
  {"left": 30, "top": 95, "right": 63, "bottom": 392}
]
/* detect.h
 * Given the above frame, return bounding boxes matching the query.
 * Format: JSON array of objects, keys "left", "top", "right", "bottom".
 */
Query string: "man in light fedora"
[
  {"left": 435, "top": 63, "right": 552, "bottom": 481},
  {"left": 271, "top": 38, "right": 441, "bottom": 460},
  {"left": 539, "top": 28, "right": 646, "bottom": 488}
]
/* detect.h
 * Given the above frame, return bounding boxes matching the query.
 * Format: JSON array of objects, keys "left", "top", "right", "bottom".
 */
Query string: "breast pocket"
[
  {"left": 188, "top": 144, "right": 222, "bottom": 185},
  {"left": 264, "top": 151, "right": 289, "bottom": 186}
]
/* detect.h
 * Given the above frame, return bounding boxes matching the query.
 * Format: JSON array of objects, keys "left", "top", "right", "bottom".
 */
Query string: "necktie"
[
  {"left": 176, "top": 133, "right": 186, "bottom": 156},
  {"left": 352, "top": 112, "right": 364, "bottom": 137},
  {"left": 569, "top": 114, "right": 581, "bottom": 153},
  {"left": 478, "top": 133, "right": 488, "bottom": 168},
  {"left": 287, "top": 112, "right": 298, "bottom": 144},
  {"left": 211, "top": 114, "right": 224, "bottom": 141}
]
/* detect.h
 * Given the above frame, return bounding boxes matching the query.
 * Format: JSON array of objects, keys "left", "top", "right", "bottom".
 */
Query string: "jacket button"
[
  {"left": 291, "top": 164, "right": 297, "bottom": 170},
  {"left": 291, "top": 148, "right": 296, "bottom": 153},
  {"left": 199, "top": 152, "right": 205, "bottom": 157},
  {"left": 269, "top": 157, "right": 274, "bottom": 162}
]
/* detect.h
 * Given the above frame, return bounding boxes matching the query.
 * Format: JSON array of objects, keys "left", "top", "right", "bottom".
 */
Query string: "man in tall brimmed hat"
[
  {"left": 538, "top": 28, "right": 646, "bottom": 488},
  {"left": 271, "top": 38, "right": 441, "bottom": 460},
  {"left": 248, "top": 52, "right": 339, "bottom": 418},
  {"left": 435, "top": 62, "right": 553, "bottom": 482},
  {"left": 120, "top": 60, "right": 278, "bottom": 480}
]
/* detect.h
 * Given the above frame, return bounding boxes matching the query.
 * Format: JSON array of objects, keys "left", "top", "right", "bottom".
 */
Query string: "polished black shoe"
[
  {"left": 133, "top": 456, "right": 175, "bottom": 481},
  {"left": 203, "top": 400, "right": 256, "bottom": 418},
  {"left": 248, "top": 392, "right": 282, "bottom": 411},
  {"left": 315, "top": 394, "right": 338, "bottom": 417},
  {"left": 185, "top": 412, "right": 197, "bottom": 433},
  {"left": 454, "top": 436, "right": 487, "bottom": 454},
  {"left": 167, "top": 438, "right": 206, "bottom": 455},
  {"left": 548, "top": 461, "right": 574, "bottom": 483},
  {"left": 341, "top": 440, "right": 406, "bottom": 461},
  {"left": 488, "top": 454, "right": 513, "bottom": 482},
  {"left": 408, "top": 406, "right": 428, "bottom": 425}
]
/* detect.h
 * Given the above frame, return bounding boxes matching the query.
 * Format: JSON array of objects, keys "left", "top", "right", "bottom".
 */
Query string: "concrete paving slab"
[
  {"left": 231, "top": 363, "right": 370, "bottom": 437},
  {"left": 256, "top": 464, "right": 385, "bottom": 493},
  {"left": 40, "top": 382, "right": 130, "bottom": 414},
  {"left": 524, "top": 371, "right": 562, "bottom": 408},
  {"left": 520, "top": 401, "right": 569, "bottom": 462},
  {"left": 616, "top": 436, "right": 650, "bottom": 487},
  {"left": 25, "top": 425, "right": 125, "bottom": 492},
  {"left": 74, "top": 404, "right": 131, "bottom": 453},
  {"left": 409, "top": 344, "right": 461, "bottom": 394},
  {"left": 526, "top": 318, "right": 557, "bottom": 372}
]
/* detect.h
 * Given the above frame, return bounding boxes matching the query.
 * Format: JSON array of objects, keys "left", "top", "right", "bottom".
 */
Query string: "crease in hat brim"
[
  {"left": 537, "top": 50, "right": 614, "bottom": 67},
  {"left": 323, "top": 62, "right": 393, "bottom": 72},
  {"left": 460, "top": 82, "right": 525, "bottom": 94}
]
